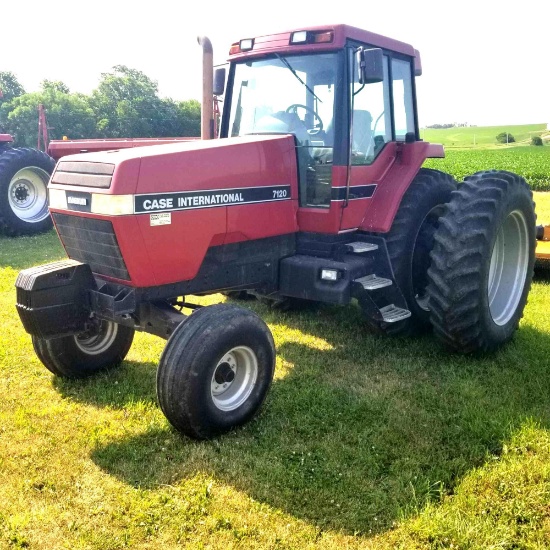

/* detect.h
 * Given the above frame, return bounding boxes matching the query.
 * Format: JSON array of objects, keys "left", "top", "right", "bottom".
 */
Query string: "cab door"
[{"left": 339, "top": 51, "right": 419, "bottom": 231}]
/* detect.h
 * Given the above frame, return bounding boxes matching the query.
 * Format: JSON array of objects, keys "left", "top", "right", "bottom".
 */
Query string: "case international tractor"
[{"left": 15, "top": 25, "right": 539, "bottom": 439}]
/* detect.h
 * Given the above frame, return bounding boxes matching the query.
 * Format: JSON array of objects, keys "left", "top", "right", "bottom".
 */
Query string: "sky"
[{"left": 3, "top": 0, "right": 548, "bottom": 128}]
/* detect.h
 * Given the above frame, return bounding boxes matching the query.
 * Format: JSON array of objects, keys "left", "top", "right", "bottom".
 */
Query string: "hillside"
[{"left": 421, "top": 123, "right": 548, "bottom": 149}]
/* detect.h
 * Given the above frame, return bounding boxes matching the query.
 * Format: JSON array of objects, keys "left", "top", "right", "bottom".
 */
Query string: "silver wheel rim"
[
  {"left": 488, "top": 209, "right": 529, "bottom": 326},
  {"left": 210, "top": 346, "right": 258, "bottom": 412},
  {"left": 74, "top": 321, "right": 118, "bottom": 355},
  {"left": 8, "top": 166, "right": 50, "bottom": 223}
]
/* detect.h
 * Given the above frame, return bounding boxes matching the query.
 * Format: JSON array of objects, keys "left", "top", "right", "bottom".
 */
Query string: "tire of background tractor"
[
  {"left": 32, "top": 320, "right": 135, "bottom": 378},
  {"left": 427, "top": 170, "right": 536, "bottom": 354},
  {"left": 364, "top": 168, "right": 457, "bottom": 336},
  {"left": 0, "top": 147, "right": 55, "bottom": 236},
  {"left": 157, "top": 303, "right": 275, "bottom": 439}
]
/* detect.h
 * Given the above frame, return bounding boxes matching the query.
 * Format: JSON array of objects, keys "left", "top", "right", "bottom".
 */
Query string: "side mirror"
[
  {"left": 213, "top": 67, "right": 226, "bottom": 96},
  {"left": 356, "top": 47, "right": 384, "bottom": 84}
]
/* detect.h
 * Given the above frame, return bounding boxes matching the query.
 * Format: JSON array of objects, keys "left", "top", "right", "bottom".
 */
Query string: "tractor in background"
[{"left": 0, "top": 102, "right": 198, "bottom": 236}]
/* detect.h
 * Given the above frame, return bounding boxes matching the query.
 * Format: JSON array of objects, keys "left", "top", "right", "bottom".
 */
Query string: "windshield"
[{"left": 228, "top": 53, "right": 338, "bottom": 149}]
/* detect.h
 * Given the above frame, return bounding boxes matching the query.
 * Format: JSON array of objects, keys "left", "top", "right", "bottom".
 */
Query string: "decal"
[
  {"left": 65, "top": 190, "right": 92, "bottom": 212},
  {"left": 134, "top": 185, "right": 291, "bottom": 214},
  {"left": 331, "top": 184, "right": 377, "bottom": 201},
  {"left": 150, "top": 212, "right": 172, "bottom": 226}
]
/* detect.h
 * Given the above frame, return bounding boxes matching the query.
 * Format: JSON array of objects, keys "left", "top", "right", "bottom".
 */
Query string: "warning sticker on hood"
[{"left": 150, "top": 212, "right": 171, "bottom": 226}]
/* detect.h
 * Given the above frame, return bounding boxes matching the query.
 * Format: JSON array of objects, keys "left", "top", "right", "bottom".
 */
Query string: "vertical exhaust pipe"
[{"left": 197, "top": 36, "right": 214, "bottom": 140}]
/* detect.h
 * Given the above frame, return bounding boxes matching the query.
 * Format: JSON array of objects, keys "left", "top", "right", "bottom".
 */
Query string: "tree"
[
  {"left": 41, "top": 80, "right": 70, "bottom": 94},
  {"left": 531, "top": 136, "right": 543, "bottom": 146},
  {"left": 0, "top": 71, "right": 25, "bottom": 102},
  {"left": 91, "top": 65, "right": 164, "bottom": 137},
  {"left": 496, "top": 132, "right": 515, "bottom": 144},
  {"left": 1, "top": 89, "right": 96, "bottom": 147}
]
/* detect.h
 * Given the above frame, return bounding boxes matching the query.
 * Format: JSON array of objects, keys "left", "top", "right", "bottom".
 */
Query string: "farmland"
[
  {"left": 0, "top": 147, "right": 549, "bottom": 548},
  {"left": 421, "top": 123, "right": 548, "bottom": 148}
]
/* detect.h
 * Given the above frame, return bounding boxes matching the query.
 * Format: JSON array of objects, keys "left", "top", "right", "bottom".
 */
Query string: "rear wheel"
[
  {"left": 364, "top": 168, "right": 457, "bottom": 335},
  {"left": 157, "top": 304, "right": 275, "bottom": 439},
  {"left": 32, "top": 320, "right": 134, "bottom": 378},
  {"left": 0, "top": 147, "right": 55, "bottom": 236},
  {"left": 427, "top": 170, "right": 536, "bottom": 353}
]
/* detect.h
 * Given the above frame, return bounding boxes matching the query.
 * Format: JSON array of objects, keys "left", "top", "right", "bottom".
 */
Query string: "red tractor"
[{"left": 16, "top": 25, "right": 537, "bottom": 439}]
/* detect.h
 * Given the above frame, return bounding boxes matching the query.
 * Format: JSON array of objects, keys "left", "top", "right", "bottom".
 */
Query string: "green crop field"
[
  {"left": 1, "top": 146, "right": 549, "bottom": 548},
  {"left": 425, "top": 147, "right": 550, "bottom": 192},
  {"left": 421, "top": 123, "right": 548, "bottom": 148}
]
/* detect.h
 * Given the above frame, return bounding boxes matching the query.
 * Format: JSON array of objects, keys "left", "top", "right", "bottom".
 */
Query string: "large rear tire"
[
  {"left": 32, "top": 320, "right": 134, "bottom": 378},
  {"left": 0, "top": 147, "right": 55, "bottom": 236},
  {"left": 365, "top": 168, "right": 457, "bottom": 335},
  {"left": 157, "top": 304, "right": 275, "bottom": 439},
  {"left": 427, "top": 170, "right": 536, "bottom": 353}
]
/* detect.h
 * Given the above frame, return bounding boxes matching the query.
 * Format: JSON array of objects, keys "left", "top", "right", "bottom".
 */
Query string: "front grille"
[
  {"left": 52, "top": 213, "right": 130, "bottom": 280},
  {"left": 51, "top": 161, "right": 114, "bottom": 188}
]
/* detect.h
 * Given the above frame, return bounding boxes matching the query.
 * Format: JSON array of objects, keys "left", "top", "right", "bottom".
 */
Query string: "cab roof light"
[
  {"left": 240, "top": 38, "right": 254, "bottom": 51},
  {"left": 290, "top": 31, "right": 308, "bottom": 44},
  {"left": 229, "top": 38, "right": 255, "bottom": 55},
  {"left": 312, "top": 31, "right": 333, "bottom": 44},
  {"left": 290, "top": 30, "right": 334, "bottom": 45}
]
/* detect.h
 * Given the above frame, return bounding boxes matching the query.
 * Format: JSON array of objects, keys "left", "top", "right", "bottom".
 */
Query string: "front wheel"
[
  {"left": 32, "top": 320, "right": 135, "bottom": 378},
  {"left": 0, "top": 147, "right": 55, "bottom": 236},
  {"left": 427, "top": 170, "right": 536, "bottom": 353},
  {"left": 157, "top": 304, "right": 275, "bottom": 439}
]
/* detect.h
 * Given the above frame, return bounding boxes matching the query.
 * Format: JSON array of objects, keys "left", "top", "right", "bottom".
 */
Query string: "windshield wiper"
[{"left": 275, "top": 54, "right": 322, "bottom": 104}]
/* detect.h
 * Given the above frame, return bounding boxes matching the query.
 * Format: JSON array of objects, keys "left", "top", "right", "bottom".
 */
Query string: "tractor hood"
[
  {"left": 49, "top": 134, "right": 298, "bottom": 199},
  {"left": 47, "top": 134, "right": 299, "bottom": 288}
]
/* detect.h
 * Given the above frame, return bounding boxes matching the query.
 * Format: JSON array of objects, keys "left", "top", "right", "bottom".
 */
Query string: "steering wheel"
[{"left": 285, "top": 104, "right": 324, "bottom": 135}]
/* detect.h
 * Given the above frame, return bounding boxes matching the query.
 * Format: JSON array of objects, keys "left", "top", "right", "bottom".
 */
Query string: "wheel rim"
[
  {"left": 8, "top": 166, "right": 50, "bottom": 223},
  {"left": 74, "top": 320, "right": 118, "bottom": 355},
  {"left": 488, "top": 209, "right": 530, "bottom": 326},
  {"left": 210, "top": 346, "right": 258, "bottom": 412}
]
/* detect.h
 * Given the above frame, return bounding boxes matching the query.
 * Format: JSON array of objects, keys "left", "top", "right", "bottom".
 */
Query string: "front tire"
[
  {"left": 32, "top": 320, "right": 134, "bottom": 378},
  {"left": 0, "top": 147, "right": 55, "bottom": 236},
  {"left": 157, "top": 304, "right": 275, "bottom": 439},
  {"left": 427, "top": 170, "right": 536, "bottom": 353}
]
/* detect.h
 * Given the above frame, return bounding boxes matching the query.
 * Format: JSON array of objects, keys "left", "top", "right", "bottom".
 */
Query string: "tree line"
[{"left": 0, "top": 67, "right": 201, "bottom": 147}]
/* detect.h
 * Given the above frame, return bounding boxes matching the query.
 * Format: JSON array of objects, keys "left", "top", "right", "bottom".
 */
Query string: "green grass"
[
  {"left": 421, "top": 123, "right": 548, "bottom": 148},
  {"left": 1, "top": 214, "right": 550, "bottom": 548}
]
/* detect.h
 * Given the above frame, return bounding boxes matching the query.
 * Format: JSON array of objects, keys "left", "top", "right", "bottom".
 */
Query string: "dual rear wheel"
[{"left": 371, "top": 169, "right": 535, "bottom": 352}]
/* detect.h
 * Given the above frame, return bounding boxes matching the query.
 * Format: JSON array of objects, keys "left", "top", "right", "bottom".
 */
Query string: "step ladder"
[{"left": 346, "top": 242, "right": 378, "bottom": 253}]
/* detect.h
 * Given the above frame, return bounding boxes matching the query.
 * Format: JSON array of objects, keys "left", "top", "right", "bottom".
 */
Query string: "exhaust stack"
[{"left": 197, "top": 36, "right": 214, "bottom": 140}]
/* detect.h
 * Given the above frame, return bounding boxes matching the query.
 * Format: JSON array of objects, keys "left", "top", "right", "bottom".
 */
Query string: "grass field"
[
  {"left": 421, "top": 123, "right": 548, "bottom": 148},
  {"left": 0, "top": 190, "right": 549, "bottom": 549}
]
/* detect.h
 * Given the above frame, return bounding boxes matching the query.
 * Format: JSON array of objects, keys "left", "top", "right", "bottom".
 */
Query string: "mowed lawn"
[{"left": 0, "top": 195, "right": 549, "bottom": 549}]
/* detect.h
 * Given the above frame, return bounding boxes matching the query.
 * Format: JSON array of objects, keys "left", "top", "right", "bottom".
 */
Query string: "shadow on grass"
[
  {"left": 76, "top": 299, "right": 550, "bottom": 536},
  {"left": 53, "top": 359, "right": 158, "bottom": 408}
]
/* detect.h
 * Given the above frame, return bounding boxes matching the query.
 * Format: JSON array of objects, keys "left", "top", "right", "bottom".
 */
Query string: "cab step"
[
  {"left": 355, "top": 274, "right": 393, "bottom": 290},
  {"left": 379, "top": 304, "right": 411, "bottom": 323},
  {"left": 346, "top": 242, "right": 378, "bottom": 253}
]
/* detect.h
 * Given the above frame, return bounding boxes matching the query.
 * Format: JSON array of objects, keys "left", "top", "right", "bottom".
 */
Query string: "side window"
[
  {"left": 391, "top": 58, "right": 415, "bottom": 140},
  {"left": 351, "top": 55, "right": 391, "bottom": 165}
]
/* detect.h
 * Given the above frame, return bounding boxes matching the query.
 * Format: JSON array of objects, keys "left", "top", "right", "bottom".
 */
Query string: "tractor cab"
[{"left": 219, "top": 25, "right": 442, "bottom": 234}]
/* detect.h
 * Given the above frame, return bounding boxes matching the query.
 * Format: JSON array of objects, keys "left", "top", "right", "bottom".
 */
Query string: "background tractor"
[{"left": 15, "top": 25, "right": 540, "bottom": 439}]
